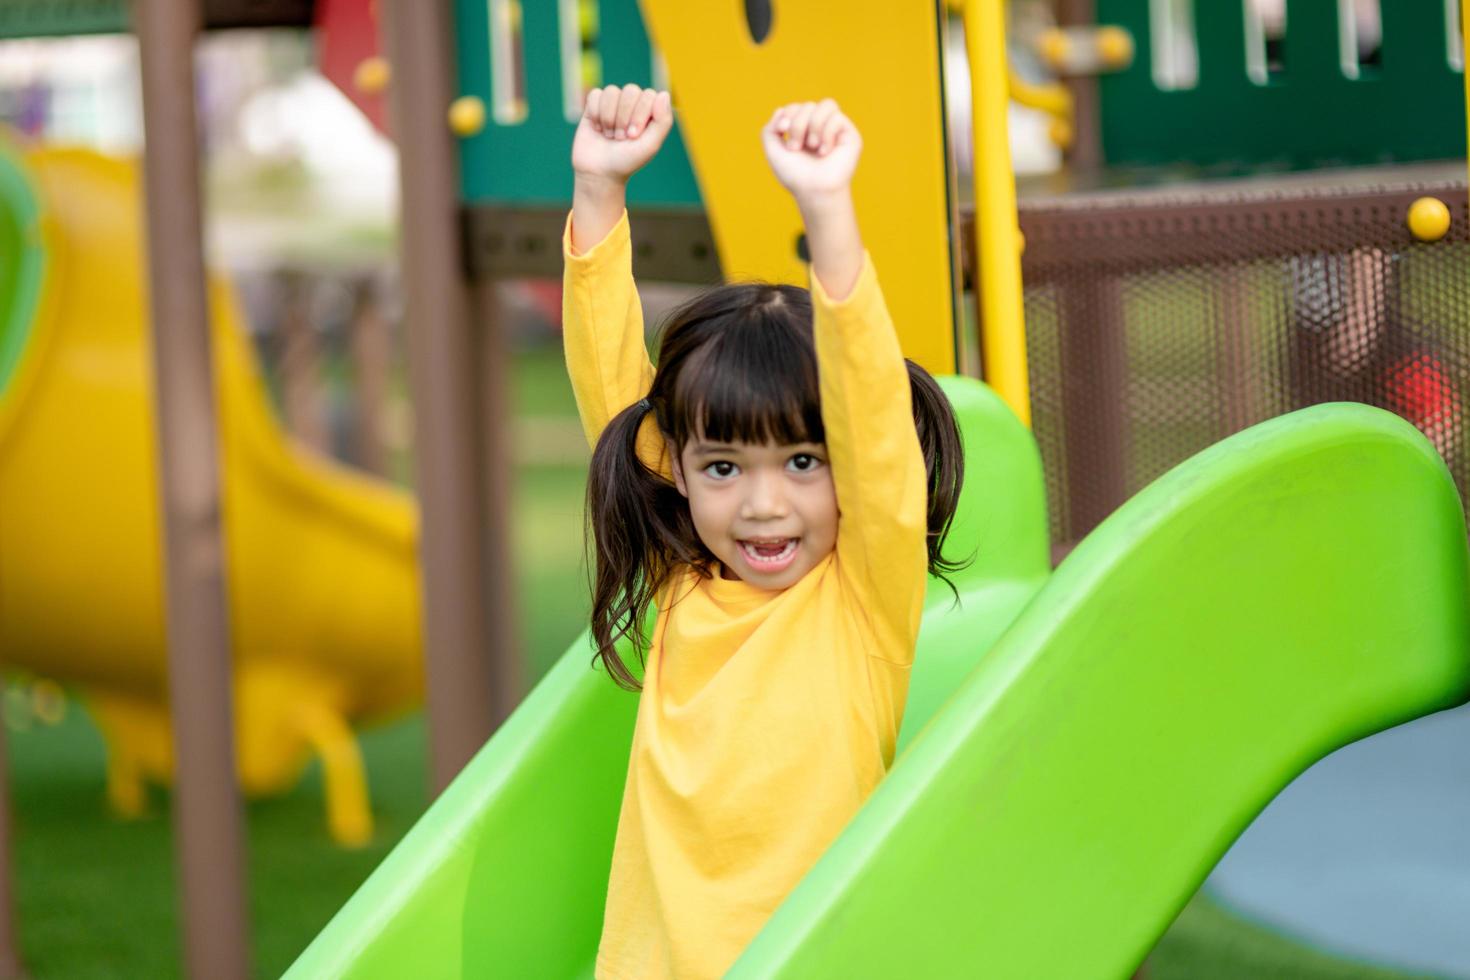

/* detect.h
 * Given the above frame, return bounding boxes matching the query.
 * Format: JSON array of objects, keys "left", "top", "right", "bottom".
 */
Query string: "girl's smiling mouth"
[{"left": 737, "top": 537, "right": 800, "bottom": 574}]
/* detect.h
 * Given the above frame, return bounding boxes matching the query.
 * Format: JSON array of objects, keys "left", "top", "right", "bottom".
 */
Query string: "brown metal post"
[
  {"left": 1058, "top": 275, "right": 1129, "bottom": 542},
  {"left": 0, "top": 681, "right": 23, "bottom": 980},
  {"left": 1216, "top": 266, "right": 1257, "bottom": 438},
  {"left": 473, "top": 277, "right": 522, "bottom": 703},
  {"left": 348, "top": 275, "right": 392, "bottom": 475},
  {"left": 382, "top": 0, "right": 518, "bottom": 793},
  {"left": 134, "top": 2, "right": 250, "bottom": 977},
  {"left": 1057, "top": 0, "right": 1103, "bottom": 170},
  {"left": 280, "top": 270, "right": 329, "bottom": 452}
]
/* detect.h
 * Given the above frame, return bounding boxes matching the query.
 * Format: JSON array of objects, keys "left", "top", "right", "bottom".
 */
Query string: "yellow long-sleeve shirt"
[{"left": 563, "top": 211, "right": 927, "bottom": 980}]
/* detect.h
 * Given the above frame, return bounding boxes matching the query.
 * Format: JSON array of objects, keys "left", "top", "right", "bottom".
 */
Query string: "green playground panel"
[
  {"left": 0, "top": 142, "right": 45, "bottom": 397},
  {"left": 0, "top": 1, "right": 129, "bottom": 39},
  {"left": 285, "top": 378, "right": 1470, "bottom": 979},
  {"left": 452, "top": 0, "right": 703, "bottom": 207},
  {"left": 1097, "top": 0, "right": 1466, "bottom": 169}
]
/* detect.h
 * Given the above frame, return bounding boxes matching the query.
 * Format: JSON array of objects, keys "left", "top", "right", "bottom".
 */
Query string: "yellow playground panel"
[
  {"left": 0, "top": 142, "right": 422, "bottom": 846},
  {"left": 640, "top": 0, "right": 963, "bottom": 375}
]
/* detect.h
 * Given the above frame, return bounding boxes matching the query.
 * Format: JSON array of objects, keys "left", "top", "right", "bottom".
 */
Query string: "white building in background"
[
  {"left": 0, "top": 36, "right": 141, "bottom": 151},
  {"left": 0, "top": 31, "right": 398, "bottom": 241}
]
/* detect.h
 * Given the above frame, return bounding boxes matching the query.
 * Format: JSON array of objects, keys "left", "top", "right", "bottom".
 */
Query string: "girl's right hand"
[{"left": 571, "top": 84, "right": 674, "bottom": 184}]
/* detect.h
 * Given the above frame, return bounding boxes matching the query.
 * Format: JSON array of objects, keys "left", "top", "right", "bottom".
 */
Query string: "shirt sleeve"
[
  {"left": 562, "top": 210, "right": 672, "bottom": 480},
  {"left": 811, "top": 255, "right": 929, "bottom": 665}
]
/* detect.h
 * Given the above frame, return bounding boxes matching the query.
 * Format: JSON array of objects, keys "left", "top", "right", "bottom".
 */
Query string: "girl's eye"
[
  {"left": 703, "top": 461, "right": 738, "bottom": 479},
  {"left": 788, "top": 453, "right": 823, "bottom": 472}
]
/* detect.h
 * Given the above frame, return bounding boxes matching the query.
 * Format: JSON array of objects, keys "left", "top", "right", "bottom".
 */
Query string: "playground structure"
[
  {"left": 0, "top": 0, "right": 1468, "bottom": 977},
  {"left": 0, "top": 143, "right": 421, "bottom": 845},
  {"left": 288, "top": 0, "right": 1470, "bottom": 976},
  {"left": 1021, "top": 0, "right": 1470, "bottom": 551},
  {"left": 0, "top": 1, "right": 435, "bottom": 860},
  {"left": 0, "top": 3, "right": 436, "bottom": 975}
]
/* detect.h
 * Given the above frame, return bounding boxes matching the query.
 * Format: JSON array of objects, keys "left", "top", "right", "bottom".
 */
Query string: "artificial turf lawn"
[
  {"left": 1, "top": 346, "right": 1440, "bottom": 978},
  {"left": 8, "top": 702, "right": 428, "bottom": 979}
]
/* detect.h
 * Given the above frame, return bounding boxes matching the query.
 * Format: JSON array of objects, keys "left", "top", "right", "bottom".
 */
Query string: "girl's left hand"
[{"left": 761, "top": 99, "right": 862, "bottom": 199}]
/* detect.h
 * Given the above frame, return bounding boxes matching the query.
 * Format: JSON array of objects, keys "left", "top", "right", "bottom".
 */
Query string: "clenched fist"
[
  {"left": 760, "top": 99, "right": 862, "bottom": 199},
  {"left": 572, "top": 84, "right": 674, "bottom": 184}
]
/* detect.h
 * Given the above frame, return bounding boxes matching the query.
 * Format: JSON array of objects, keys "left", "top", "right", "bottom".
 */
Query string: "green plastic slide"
[{"left": 287, "top": 379, "right": 1470, "bottom": 979}]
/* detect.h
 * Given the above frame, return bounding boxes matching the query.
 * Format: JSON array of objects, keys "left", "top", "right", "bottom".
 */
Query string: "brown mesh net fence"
[{"left": 1018, "top": 165, "right": 1470, "bottom": 551}]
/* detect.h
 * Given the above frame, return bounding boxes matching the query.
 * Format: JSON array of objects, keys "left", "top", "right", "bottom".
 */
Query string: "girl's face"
[{"left": 672, "top": 435, "right": 838, "bottom": 589}]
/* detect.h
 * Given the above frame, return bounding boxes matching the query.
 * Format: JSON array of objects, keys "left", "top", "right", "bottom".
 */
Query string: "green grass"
[
  {"left": 8, "top": 702, "right": 428, "bottom": 979},
  {"left": 2, "top": 341, "right": 1438, "bottom": 978}
]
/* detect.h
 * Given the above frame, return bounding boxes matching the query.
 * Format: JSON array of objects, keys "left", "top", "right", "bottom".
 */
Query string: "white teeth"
[{"left": 740, "top": 538, "right": 797, "bottom": 564}]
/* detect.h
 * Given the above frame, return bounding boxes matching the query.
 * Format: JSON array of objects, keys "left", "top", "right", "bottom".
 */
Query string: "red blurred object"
[
  {"left": 315, "top": 0, "right": 387, "bottom": 134},
  {"left": 1384, "top": 351, "right": 1461, "bottom": 444},
  {"left": 522, "top": 280, "right": 564, "bottom": 328}
]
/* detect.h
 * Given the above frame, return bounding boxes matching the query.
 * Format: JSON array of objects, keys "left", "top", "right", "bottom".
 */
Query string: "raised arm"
[
  {"left": 570, "top": 85, "right": 672, "bottom": 252},
  {"left": 763, "top": 101, "right": 929, "bottom": 658},
  {"left": 761, "top": 99, "right": 865, "bottom": 298},
  {"left": 564, "top": 85, "right": 674, "bottom": 474}
]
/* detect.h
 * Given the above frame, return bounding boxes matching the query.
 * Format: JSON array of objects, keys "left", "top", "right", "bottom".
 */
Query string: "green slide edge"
[
  {"left": 0, "top": 138, "right": 45, "bottom": 398},
  {"left": 732, "top": 402, "right": 1470, "bottom": 978}
]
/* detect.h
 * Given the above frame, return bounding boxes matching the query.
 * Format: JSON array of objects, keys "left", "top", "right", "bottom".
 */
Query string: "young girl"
[{"left": 565, "top": 84, "right": 964, "bottom": 980}]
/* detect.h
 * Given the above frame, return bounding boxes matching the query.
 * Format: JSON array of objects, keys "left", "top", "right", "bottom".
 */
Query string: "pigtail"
[
  {"left": 585, "top": 399, "right": 703, "bottom": 690},
  {"left": 906, "top": 361, "right": 970, "bottom": 590}
]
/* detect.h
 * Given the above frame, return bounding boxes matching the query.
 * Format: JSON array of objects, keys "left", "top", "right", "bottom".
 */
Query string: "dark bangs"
[{"left": 655, "top": 283, "right": 825, "bottom": 449}]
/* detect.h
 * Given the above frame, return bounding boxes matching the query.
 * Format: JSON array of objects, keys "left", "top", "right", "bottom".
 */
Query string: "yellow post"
[
  {"left": 1464, "top": 1, "right": 1470, "bottom": 187},
  {"left": 965, "top": 0, "right": 1031, "bottom": 425}
]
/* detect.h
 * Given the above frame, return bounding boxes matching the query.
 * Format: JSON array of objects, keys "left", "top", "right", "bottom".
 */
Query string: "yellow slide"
[{"left": 0, "top": 138, "right": 422, "bottom": 846}]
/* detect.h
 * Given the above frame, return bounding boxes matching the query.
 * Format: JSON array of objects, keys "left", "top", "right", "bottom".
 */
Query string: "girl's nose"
[{"left": 741, "top": 470, "right": 789, "bottom": 519}]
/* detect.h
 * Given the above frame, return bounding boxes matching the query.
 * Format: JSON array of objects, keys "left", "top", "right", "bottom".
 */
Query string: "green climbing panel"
[
  {"left": 0, "top": 1, "right": 129, "bottom": 39},
  {"left": 1097, "top": 0, "right": 1467, "bottom": 169},
  {"left": 452, "top": 0, "right": 702, "bottom": 206}
]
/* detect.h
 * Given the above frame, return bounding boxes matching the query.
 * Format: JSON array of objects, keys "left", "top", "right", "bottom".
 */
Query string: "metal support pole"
[
  {"left": 0, "top": 680, "right": 23, "bottom": 980},
  {"left": 383, "top": 0, "right": 519, "bottom": 794},
  {"left": 1057, "top": 0, "right": 1103, "bottom": 169},
  {"left": 473, "top": 277, "right": 521, "bottom": 709},
  {"left": 348, "top": 276, "right": 391, "bottom": 475},
  {"left": 280, "top": 270, "right": 329, "bottom": 452},
  {"left": 134, "top": 1, "right": 250, "bottom": 977},
  {"left": 1058, "top": 275, "right": 1128, "bottom": 543},
  {"left": 966, "top": 0, "right": 1031, "bottom": 425},
  {"left": 1463, "top": 0, "right": 1470, "bottom": 237}
]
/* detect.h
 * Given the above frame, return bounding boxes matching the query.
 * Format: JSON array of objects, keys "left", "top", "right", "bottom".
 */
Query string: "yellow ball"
[
  {"left": 448, "top": 95, "right": 487, "bottom": 137},
  {"left": 580, "top": 50, "right": 603, "bottom": 92},
  {"left": 1407, "top": 197, "right": 1451, "bottom": 242},
  {"left": 1017, "top": 230, "right": 1027, "bottom": 256},
  {"left": 578, "top": 0, "right": 599, "bottom": 35},
  {"left": 1037, "top": 29, "right": 1072, "bottom": 70},
  {"left": 1096, "top": 26, "right": 1134, "bottom": 69},
  {"left": 353, "top": 56, "right": 390, "bottom": 95}
]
